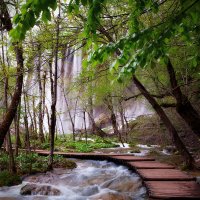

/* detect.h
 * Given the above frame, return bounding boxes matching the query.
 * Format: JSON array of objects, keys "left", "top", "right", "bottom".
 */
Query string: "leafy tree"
[
  {"left": 10, "top": 0, "right": 200, "bottom": 167},
  {"left": 0, "top": 1, "right": 24, "bottom": 150},
  {"left": 67, "top": 0, "right": 200, "bottom": 167}
]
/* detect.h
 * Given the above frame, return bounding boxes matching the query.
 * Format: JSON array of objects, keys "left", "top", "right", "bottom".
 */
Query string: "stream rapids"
[{"left": 0, "top": 159, "right": 147, "bottom": 200}]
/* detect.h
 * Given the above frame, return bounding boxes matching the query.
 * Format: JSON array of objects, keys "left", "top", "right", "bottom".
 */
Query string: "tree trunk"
[
  {"left": 23, "top": 86, "right": 31, "bottom": 152},
  {"left": 63, "top": 89, "right": 76, "bottom": 140},
  {"left": 32, "top": 96, "right": 38, "bottom": 138},
  {"left": 0, "top": 1, "right": 24, "bottom": 149},
  {"left": 83, "top": 111, "right": 88, "bottom": 144},
  {"left": 1, "top": 32, "right": 16, "bottom": 173},
  {"left": 37, "top": 45, "right": 45, "bottom": 143},
  {"left": 167, "top": 59, "right": 200, "bottom": 138},
  {"left": 88, "top": 96, "right": 95, "bottom": 133},
  {"left": 132, "top": 75, "right": 194, "bottom": 168},
  {"left": 45, "top": 105, "right": 50, "bottom": 139},
  {"left": 118, "top": 100, "right": 126, "bottom": 141},
  {"left": 105, "top": 97, "right": 124, "bottom": 147},
  {"left": 58, "top": 113, "right": 65, "bottom": 135},
  {"left": 14, "top": 100, "right": 21, "bottom": 156},
  {"left": 48, "top": 57, "right": 55, "bottom": 169},
  {"left": 42, "top": 70, "right": 47, "bottom": 125},
  {"left": 87, "top": 112, "right": 107, "bottom": 138},
  {"left": 49, "top": 11, "right": 60, "bottom": 169},
  {"left": 26, "top": 94, "right": 35, "bottom": 137}
]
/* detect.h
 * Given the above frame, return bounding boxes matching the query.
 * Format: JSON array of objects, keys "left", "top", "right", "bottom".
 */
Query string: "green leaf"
[
  {"left": 81, "top": 0, "right": 87, "bottom": 6},
  {"left": 13, "top": 14, "right": 22, "bottom": 24},
  {"left": 42, "top": 9, "right": 51, "bottom": 23},
  {"left": 49, "top": 0, "right": 57, "bottom": 10}
]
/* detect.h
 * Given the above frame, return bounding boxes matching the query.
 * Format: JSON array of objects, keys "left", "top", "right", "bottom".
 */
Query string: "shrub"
[
  {"left": 53, "top": 155, "right": 77, "bottom": 169},
  {"left": 0, "top": 152, "right": 9, "bottom": 170},
  {"left": 0, "top": 171, "right": 21, "bottom": 187}
]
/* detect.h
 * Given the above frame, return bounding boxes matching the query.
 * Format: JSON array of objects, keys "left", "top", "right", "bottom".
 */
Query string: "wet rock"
[
  {"left": 74, "top": 185, "right": 99, "bottom": 196},
  {"left": 101, "top": 176, "right": 142, "bottom": 193},
  {"left": 20, "top": 184, "right": 61, "bottom": 196},
  {"left": 89, "top": 192, "right": 132, "bottom": 200},
  {"left": 95, "top": 113, "right": 111, "bottom": 128},
  {"left": 24, "top": 172, "right": 59, "bottom": 184},
  {"left": 164, "top": 146, "right": 176, "bottom": 154}
]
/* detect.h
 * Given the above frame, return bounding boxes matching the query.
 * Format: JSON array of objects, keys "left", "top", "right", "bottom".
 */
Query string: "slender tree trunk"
[
  {"left": 23, "top": 86, "right": 31, "bottom": 152},
  {"left": 32, "top": 96, "right": 38, "bottom": 138},
  {"left": 167, "top": 59, "right": 200, "bottom": 138},
  {"left": 42, "top": 70, "right": 47, "bottom": 124},
  {"left": 132, "top": 75, "right": 194, "bottom": 168},
  {"left": 83, "top": 111, "right": 88, "bottom": 144},
  {"left": 45, "top": 105, "right": 50, "bottom": 139},
  {"left": 105, "top": 97, "right": 124, "bottom": 146},
  {"left": 48, "top": 57, "right": 55, "bottom": 169},
  {"left": 88, "top": 96, "right": 95, "bottom": 133},
  {"left": 37, "top": 45, "right": 45, "bottom": 143},
  {"left": 26, "top": 94, "right": 35, "bottom": 137},
  {"left": 63, "top": 90, "right": 76, "bottom": 140},
  {"left": 118, "top": 100, "right": 126, "bottom": 141},
  {"left": 49, "top": 9, "right": 60, "bottom": 169},
  {"left": 14, "top": 100, "right": 21, "bottom": 156},
  {"left": 58, "top": 113, "right": 65, "bottom": 136}
]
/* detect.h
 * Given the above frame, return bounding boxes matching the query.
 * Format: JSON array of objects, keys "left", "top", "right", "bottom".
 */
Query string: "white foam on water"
[{"left": 0, "top": 160, "right": 147, "bottom": 200}]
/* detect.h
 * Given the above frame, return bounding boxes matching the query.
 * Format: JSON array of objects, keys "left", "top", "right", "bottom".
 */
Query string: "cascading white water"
[
  {"left": 25, "top": 48, "right": 153, "bottom": 134},
  {"left": 0, "top": 160, "right": 147, "bottom": 200},
  {"left": 56, "top": 49, "right": 90, "bottom": 134}
]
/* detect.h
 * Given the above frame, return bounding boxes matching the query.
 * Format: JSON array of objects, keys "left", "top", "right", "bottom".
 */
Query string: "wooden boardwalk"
[{"left": 35, "top": 150, "right": 200, "bottom": 199}]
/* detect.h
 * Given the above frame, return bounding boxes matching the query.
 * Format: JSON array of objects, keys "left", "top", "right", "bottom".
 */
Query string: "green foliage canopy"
[
  {"left": 10, "top": 0, "right": 57, "bottom": 41},
  {"left": 10, "top": 0, "right": 200, "bottom": 81}
]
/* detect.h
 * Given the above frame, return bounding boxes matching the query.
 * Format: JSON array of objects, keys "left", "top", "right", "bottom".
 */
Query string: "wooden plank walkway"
[
  {"left": 146, "top": 181, "right": 200, "bottom": 199},
  {"left": 35, "top": 150, "right": 200, "bottom": 199},
  {"left": 109, "top": 155, "right": 155, "bottom": 161},
  {"left": 137, "top": 169, "right": 195, "bottom": 181},
  {"left": 128, "top": 161, "right": 175, "bottom": 169}
]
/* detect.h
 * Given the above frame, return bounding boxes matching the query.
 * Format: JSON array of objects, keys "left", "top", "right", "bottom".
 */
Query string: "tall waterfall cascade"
[{"left": 24, "top": 48, "right": 153, "bottom": 134}]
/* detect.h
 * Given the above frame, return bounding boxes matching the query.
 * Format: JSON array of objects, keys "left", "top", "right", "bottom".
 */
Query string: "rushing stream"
[{"left": 0, "top": 159, "right": 147, "bottom": 200}]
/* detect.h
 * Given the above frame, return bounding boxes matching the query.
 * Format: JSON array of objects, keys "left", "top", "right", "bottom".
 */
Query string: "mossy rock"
[{"left": 53, "top": 158, "right": 77, "bottom": 169}]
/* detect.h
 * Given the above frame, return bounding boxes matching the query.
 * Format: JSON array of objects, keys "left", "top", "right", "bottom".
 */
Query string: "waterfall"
[
  {"left": 56, "top": 49, "right": 90, "bottom": 134},
  {"left": 24, "top": 48, "right": 153, "bottom": 135}
]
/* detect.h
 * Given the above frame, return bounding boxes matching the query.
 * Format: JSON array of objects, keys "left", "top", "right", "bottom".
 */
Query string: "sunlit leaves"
[
  {"left": 10, "top": 0, "right": 57, "bottom": 41},
  {"left": 68, "top": 0, "right": 106, "bottom": 39},
  {"left": 42, "top": 9, "right": 51, "bottom": 23}
]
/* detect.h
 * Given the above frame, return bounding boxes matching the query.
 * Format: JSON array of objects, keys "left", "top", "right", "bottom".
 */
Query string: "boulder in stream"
[
  {"left": 101, "top": 175, "right": 142, "bottom": 193},
  {"left": 20, "top": 183, "right": 61, "bottom": 196}
]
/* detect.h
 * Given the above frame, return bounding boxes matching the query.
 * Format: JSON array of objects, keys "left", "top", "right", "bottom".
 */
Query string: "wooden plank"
[
  {"left": 128, "top": 161, "right": 175, "bottom": 169},
  {"left": 138, "top": 169, "right": 195, "bottom": 181},
  {"left": 34, "top": 150, "right": 130, "bottom": 157},
  {"left": 146, "top": 181, "right": 200, "bottom": 199},
  {"left": 109, "top": 155, "right": 155, "bottom": 161}
]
